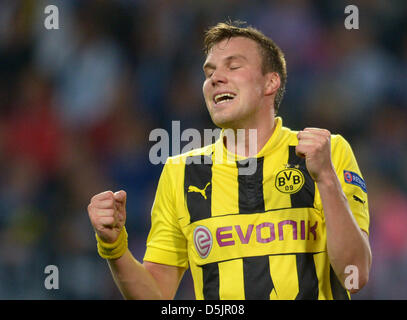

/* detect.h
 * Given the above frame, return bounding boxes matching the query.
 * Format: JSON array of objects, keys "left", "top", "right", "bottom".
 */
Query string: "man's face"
[{"left": 203, "top": 36, "right": 270, "bottom": 129}]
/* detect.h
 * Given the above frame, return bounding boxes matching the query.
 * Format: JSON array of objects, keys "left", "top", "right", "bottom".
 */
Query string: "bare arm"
[
  {"left": 317, "top": 170, "right": 371, "bottom": 293},
  {"left": 107, "top": 250, "right": 186, "bottom": 300},
  {"left": 88, "top": 190, "right": 186, "bottom": 299},
  {"left": 296, "top": 129, "right": 372, "bottom": 293}
]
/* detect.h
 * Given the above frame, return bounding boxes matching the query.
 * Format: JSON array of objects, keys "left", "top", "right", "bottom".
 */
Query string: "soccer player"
[{"left": 87, "top": 21, "right": 371, "bottom": 299}]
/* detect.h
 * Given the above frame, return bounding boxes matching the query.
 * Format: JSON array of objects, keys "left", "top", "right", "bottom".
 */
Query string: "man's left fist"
[{"left": 296, "top": 128, "right": 335, "bottom": 183}]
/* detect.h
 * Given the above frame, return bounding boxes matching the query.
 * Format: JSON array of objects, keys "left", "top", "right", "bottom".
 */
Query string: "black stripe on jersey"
[
  {"left": 184, "top": 155, "right": 213, "bottom": 223},
  {"left": 288, "top": 146, "right": 315, "bottom": 208},
  {"left": 243, "top": 255, "right": 274, "bottom": 299},
  {"left": 330, "top": 265, "right": 349, "bottom": 300},
  {"left": 295, "top": 253, "right": 319, "bottom": 299},
  {"left": 237, "top": 157, "right": 265, "bottom": 214},
  {"left": 202, "top": 262, "right": 220, "bottom": 300}
]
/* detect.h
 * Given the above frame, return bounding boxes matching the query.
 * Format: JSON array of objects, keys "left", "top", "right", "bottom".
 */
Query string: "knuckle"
[
  {"left": 104, "top": 216, "right": 114, "bottom": 223},
  {"left": 98, "top": 208, "right": 114, "bottom": 217},
  {"left": 91, "top": 190, "right": 112, "bottom": 202},
  {"left": 102, "top": 191, "right": 114, "bottom": 201},
  {"left": 102, "top": 190, "right": 114, "bottom": 197},
  {"left": 105, "top": 217, "right": 115, "bottom": 226},
  {"left": 106, "top": 198, "right": 115, "bottom": 208}
]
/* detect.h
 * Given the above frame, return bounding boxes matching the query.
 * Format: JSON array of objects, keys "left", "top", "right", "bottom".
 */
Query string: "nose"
[{"left": 210, "top": 68, "right": 227, "bottom": 86}]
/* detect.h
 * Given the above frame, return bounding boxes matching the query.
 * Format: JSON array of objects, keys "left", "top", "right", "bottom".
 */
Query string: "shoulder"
[
  {"left": 277, "top": 122, "right": 300, "bottom": 147},
  {"left": 329, "top": 133, "right": 360, "bottom": 170},
  {"left": 161, "top": 144, "right": 215, "bottom": 183},
  {"left": 166, "top": 143, "right": 214, "bottom": 166},
  {"left": 158, "top": 144, "right": 215, "bottom": 191},
  {"left": 330, "top": 133, "right": 353, "bottom": 154}
]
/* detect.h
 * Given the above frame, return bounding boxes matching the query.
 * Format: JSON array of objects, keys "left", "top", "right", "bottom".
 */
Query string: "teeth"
[{"left": 214, "top": 93, "right": 235, "bottom": 104}]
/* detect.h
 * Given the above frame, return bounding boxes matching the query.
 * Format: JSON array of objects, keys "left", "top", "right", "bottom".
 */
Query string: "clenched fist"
[
  {"left": 87, "top": 190, "right": 127, "bottom": 244},
  {"left": 296, "top": 128, "right": 335, "bottom": 183}
]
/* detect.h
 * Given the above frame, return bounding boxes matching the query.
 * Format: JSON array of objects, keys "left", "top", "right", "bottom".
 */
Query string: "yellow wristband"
[{"left": 95, "top": 227, "right": 128, "bottom": 260}]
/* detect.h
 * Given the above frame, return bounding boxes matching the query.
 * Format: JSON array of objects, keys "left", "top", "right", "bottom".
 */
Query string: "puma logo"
[{"left": 188, "top": 182, "right": 211, "bottom": 200}]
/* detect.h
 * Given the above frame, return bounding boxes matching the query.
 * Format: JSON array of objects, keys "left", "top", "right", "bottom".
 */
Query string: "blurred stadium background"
[{"left": 0, "top": 0, "right": 406, "bottom": 299}]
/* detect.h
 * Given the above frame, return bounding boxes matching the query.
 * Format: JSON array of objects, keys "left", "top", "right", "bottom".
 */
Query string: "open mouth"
[{"left": 213, "top": 92, "right": 236, "bottom": 105}]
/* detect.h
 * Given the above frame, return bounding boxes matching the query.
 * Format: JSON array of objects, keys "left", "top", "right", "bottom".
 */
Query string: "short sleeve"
[
  {"left": 143, "top": 159, "right": 189, "bottom": 268},
  {"left": 331, "top": 135, "right": 370, "bottom": 235}
]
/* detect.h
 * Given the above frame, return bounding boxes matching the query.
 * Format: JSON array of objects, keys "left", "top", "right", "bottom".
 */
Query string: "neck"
[{"left": 223, "top": 116, "right": 277, "bottom": 158}]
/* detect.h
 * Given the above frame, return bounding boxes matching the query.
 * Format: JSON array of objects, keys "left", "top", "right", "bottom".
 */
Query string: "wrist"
[
  {"left": 96, "top": 227, "right": 128, "bottom": 260},
  {"left": 315, "top": 166, "right": 337, "bottom": 186}
]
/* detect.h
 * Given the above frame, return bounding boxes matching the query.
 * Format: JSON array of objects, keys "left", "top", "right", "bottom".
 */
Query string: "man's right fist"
[{"left": 87, "top": 190, "right": 127, "bottom": 244}]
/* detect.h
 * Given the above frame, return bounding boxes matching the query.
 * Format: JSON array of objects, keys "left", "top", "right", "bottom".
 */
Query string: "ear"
[{"left": 264, "top": 72, "right": 281, "bottom": 96}]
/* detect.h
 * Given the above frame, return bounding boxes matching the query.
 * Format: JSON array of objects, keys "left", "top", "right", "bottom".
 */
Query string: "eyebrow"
[{"left": 203, "top": 54, "right": 248, "bottom": 71}]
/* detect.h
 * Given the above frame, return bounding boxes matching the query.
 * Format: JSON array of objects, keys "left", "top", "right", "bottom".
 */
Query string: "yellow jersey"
[{"left": 143, "top": 117, "right": 369, "bottom": 300}]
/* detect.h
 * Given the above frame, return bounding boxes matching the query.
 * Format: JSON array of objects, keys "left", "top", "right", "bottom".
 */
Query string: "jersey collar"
[{"left": 214, "top": 117, "right": 284, "bottom": 163}]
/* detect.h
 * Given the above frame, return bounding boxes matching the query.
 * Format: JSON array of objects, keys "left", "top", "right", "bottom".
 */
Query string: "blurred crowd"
[{"left": 0, "top": 0, "right": 406, "bottom": 299}]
